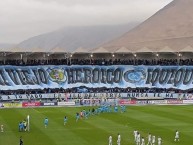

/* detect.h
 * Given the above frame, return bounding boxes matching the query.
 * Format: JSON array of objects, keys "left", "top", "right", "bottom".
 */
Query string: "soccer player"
[
  {"left": 91, "top": 108, "right": 95, "bottom": 115},
  {"left": 88, "top": 109, "right": 91, "bottom": 116},
  {"left": 80, "top": 111, "right": 83, "bottom": 119},
  {"left": 133, "top": 130, "right": 138, "bottom": 142},
  {"left": 174, "top": 130, "right": 180, "bottom": 142},
  {"left": 18, "top": 122, "right": 23, "bottom": 132},
  {"left": 123, "top": 105, "right": 126, "bottom": 112},
  {"left": 108, "top": 105, "right": 112, "bottom": 112},
  {"left": 76, "top": 112, "right": 80, "bottom": 122},
  {"left": 23, "top": 120, "right": 27, "bottom": 131},
  {"left": 152, "top": 135, "right": 156, "bottom": 145},
  {"left": 117, "top": 138, "right": 120, "bottom": 145},
  {"left": 109, "top": 135, "right": 112, "bottom": 145},
  {"left": 157, "top": 136, "right": 162, "bottom": 145},
  {"left": 84, "top": 110, "right": 88, "bottom": 119},
  {"left": 136, "top": 132, "right": 141, "bottom": 145},
  {"left": 114, "top": 106, "right": 118, "bottom": 112},
  {"left": 44, "top": 117, "right": 49, "bottom": 128},
  {"left": 1, "top": 124, "right": 3, "bottom": 132},
  {"left": 147, "top": 133, "right": 152, "bottom": 145},
  {"left": 118, "top": 133, "right": 121, "bottom": 142},
  {"left": 120, "top": 105, "right": 123, "bottom": 113},
  {"left": 20, "top": 136, "right": 24, "bottom": 145},
  {"left": 64, "top": 116, "right": 68, "bottom": 125},
  {"left": 83, "top": 109, "right": 86, "bottom": 118},
  {"left": 141, "top": 137, "right": 145, "bottom": 145}
]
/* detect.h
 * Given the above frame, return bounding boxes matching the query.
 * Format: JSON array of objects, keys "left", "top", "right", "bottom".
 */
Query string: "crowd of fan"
[
  {"left": 1, "top": 58, "right": 193, "bottom": 66},
  {"left": 0, "top": 87, "right": 190, "bottom": 96}
]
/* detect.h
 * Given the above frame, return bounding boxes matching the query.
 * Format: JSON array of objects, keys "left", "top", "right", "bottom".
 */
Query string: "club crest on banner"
[
  {"left": 124, "top": 69, "right": 146, "bottom": 83},
  {"left": 47, "top": 68, "right": 66, "bottom": 83}
]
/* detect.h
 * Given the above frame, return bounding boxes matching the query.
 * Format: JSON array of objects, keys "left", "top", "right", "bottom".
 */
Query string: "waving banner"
[{"left": 0, "top": 65, "right": 193, "bottom": 90}]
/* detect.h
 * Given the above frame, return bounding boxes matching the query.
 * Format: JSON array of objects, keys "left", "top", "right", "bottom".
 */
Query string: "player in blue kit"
[
  {"left": 121, "top": 105, "right": 126, "bottom": 113},
  {"left": 84, "top": 110, "right": 89, "bottom": 119},
  {"left": 64, "top": 116, "right": 68, "bottom": 125},
  {"left": 76, "top": 112, "right": 80, "bottom": 122},
  {"left": 44, "top": 117, "right": 49, "bottom": 128},
  {"left": 108, "top": 105, "right": 112, "bottom": 112},
  {"left": 114, "top": 106, "right": 118, "bottom": 112},
  {"left": 19, "top": 122, "right": 23, "bottom": 132},
  {"left": 82, "top": 109, "right": 87, "bottom": 119},
  {"left": 123, "top": 105, "right": 126, "bottom": 112}
]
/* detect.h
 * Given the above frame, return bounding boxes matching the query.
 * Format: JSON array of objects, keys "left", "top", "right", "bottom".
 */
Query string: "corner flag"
[{"left": 27, "top": 115, "right": 30, "bottom": 132}]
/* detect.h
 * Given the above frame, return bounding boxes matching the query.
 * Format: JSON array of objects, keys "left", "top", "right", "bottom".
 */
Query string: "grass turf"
[{"left": 0, "top": 105, "right": 192, "bottom": 145}]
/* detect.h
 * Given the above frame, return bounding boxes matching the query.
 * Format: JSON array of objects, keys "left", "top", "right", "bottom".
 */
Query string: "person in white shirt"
[
  {"left": 1, "top": 125, "right": 3, "bottom": 132},
  {"left": 147, "top": 133, "right": 152, "bottom": 145},
  {"left": 109, "top": 135, "right": 112, "bottom": 145},
  {"left": 174, "top": 130, "right": 180, "bottom": 142},
  {"left": 117, "top": 138, "right": 120, "bottom": 145},
  {"left": 136, "top": 132, "right": 141, "bottom": 145},
  {"left": 117, "top": 133, "right": 121, "bottom": 143},
  {"left": 141, "top": 137, "right": 145, "bottom": 145},
  {"left": 133, "top": 130, "right": 138, "bottom": 142},
  {"left": 157, "top": 136, "right": 162, "bottom": 145},
  {"left": 152, "top": 135, "right": 156, "bottom": 145}
]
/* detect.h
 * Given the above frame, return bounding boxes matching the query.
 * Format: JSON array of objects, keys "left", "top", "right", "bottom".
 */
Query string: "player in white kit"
[
  {"left": 152, "top": 135, "right": 155, "bottom": 145},
  {"left": 157, "top": 136, "right": 162, "bottom": 145},
  {"left": 109, "top": 135, "right": 112, "bottom": 145},
  {"left": 141, "top": 137, "right": 145, "bottom": 145},
  {"left": 117, "top": 133, "right": 121, "bottom": 145},
  {"left": 136, "top": 132, "right": 141, "bottom": 145},
  {"left": 117, "top": 138, "right": 120, "bottom": 145},
  {"left": 1, "top": 125, "right": 3, "bottom": 132},
  {"left": 174, "top": 130, "right": 180, "bottom": 142},
  {"left": 147, "top": 133, "right": 152, "bottom": 145},
  {"left": 133, "top": 130, "right": 138, "bottom": 142}
]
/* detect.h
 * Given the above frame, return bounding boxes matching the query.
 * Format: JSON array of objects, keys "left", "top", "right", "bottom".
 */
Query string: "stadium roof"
[
  {"left": 10, "top": 47, "right": 29, "bottom": 53},
  {"left": 179, "top": 45, "right": 193, "bottom": 52},
  {"left": 31, "top": 47, "right": 47, "bottom": 53},
  {"left": 135, "top": 47, "right": 152, "bottom": 53},
  {"left": 0, "top": 47, "right": 12, "bottom": 52},
  {"left": 49, "top": 47, "right": 66, "bottom": 53},
  {"left": 158, "top": 46, "right": 174, "bottom": 53},
  {"left": 73, "top": 47, "right": 89, "bottom": 54},
  {"left": 114, "top": 47, "right": 132, "bottom": 53},
  {"left": 91, "top": 47, "right": 109, "bottom": 53}
]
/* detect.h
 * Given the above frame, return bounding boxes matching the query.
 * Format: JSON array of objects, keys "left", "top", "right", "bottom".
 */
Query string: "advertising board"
[
  {"left": 58, "top": 102, "right": 75, "bottom": 106},
  {"left": 22, "top": 102, "right": 41, "bottom": 107}
]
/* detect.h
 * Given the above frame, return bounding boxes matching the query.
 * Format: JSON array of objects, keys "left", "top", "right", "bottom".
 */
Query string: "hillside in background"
[
  {"left": 103, "top": 0, "right": 193, "bottom": 52},
  {"left": 16, "top": 23, "right": 138, "bottom": 52}
]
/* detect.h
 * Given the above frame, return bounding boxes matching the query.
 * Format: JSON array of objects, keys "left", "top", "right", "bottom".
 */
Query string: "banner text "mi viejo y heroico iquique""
[{"left": 0, "top": 65, "right": 192, "bottom": 90}]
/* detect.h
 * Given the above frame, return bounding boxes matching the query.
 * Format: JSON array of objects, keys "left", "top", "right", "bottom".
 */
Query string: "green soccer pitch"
[{"left": 0, "top": 105, "right": 192, "bottom": 145}]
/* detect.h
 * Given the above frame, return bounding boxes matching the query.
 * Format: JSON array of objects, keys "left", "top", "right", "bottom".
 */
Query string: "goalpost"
[{"left": 27, "top": 115, "right": 30, "bottom": 132}]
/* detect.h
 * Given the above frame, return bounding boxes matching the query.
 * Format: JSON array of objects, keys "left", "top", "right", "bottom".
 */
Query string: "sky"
[{"left": 0, "top": 0, "right": 173, "bottom": 44}]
